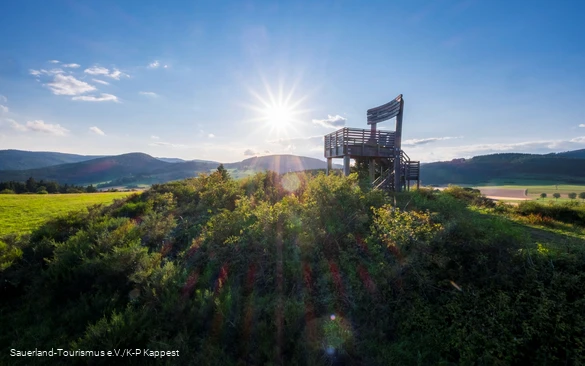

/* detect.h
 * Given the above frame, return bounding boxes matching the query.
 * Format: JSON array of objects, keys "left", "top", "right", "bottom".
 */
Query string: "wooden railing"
[{"left": 324, "top": 128, "right": 396, "bottom": 157}]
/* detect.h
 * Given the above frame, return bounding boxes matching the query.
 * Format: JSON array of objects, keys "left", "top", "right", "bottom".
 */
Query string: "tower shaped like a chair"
[{"left": 324, "top": 94, "right": 420, "bottom": 191}]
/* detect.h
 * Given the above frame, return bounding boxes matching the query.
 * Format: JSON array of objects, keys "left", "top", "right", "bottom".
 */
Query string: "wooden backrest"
[{"left": 367, "top": 94, "right": 403, "bottom": 125}]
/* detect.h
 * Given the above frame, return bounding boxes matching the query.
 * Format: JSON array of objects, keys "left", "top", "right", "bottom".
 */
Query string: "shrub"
[
  {"left": 0, "top": 189, "right": 15, "bottom": 194},
  {"left": 515, "top": 201, "right": 585, "bottom": 226},
  {"left": 0, "top": 239, "right": 23, "bottom": 271}
]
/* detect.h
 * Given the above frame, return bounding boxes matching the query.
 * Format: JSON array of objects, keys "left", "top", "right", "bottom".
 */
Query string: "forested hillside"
[
  {"left": 0, "top": 153, "right": 339, "bottom": 187},
  {"left": 421, "top": 152, "right": 585, "bottom": 185},
  {"left": 0, "top": 150, "right": 104, "bottom": 171},
  {"left": 1, "top": 170, "right": 584, "bottom": 365}
]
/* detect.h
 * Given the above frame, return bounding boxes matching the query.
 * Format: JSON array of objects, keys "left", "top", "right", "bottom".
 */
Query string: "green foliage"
[
  {"left": 569, "top": 192, "right": 577, "bottom": 199},
  {"left": 553, "top": 192, "right": 561, "bottom": 200},
  {"left": 0, "top": 239, "right": 22, "bottom": 271},
  {"left": 580, "top": 192, "right": 585, "bottom": 201},
  {"left": 541, "top": 192, "right": 547, "bottom": 199},
  {"left": 2, "top": 176, "right": 585, "bottom": 365},
  {"left": 442, "top": 185, "right": 496, "bottom": 208},
  {"left": 0, "top": 189, "right": 15, "bottom": 194},
  {"left": 514, "top": 200, "right": 585, "bottom": 227}
]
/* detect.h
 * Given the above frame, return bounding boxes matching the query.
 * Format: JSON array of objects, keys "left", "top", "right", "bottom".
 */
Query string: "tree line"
[
  {"left": 0, "top": 177, "right": 98, "bottom": 194},
  {"left": 540, "top": 192, "right": 585, "bottom": 200}
]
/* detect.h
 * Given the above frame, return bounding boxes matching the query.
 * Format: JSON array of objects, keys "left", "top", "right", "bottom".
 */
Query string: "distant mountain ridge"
[
  {"left": 5, "top": 148, "right": 585, "bottom": 187},
  {"left": 225, "top": 154, "right": 342, "bottom": 173},
  {"left": 421, "top": 151, "right": 585, "bottom": 185},
  {"left": 0, "top": 150, "right": 222, "bottom": 170},
  {"left": 0, "top": 150, "right": 105, "bottom": 170},
  {"left": 0, "top": 151, "right": 340, "bottom": 186}
]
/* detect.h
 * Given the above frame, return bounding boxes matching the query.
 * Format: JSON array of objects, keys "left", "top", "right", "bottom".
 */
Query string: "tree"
[
  {"left": 579, "top": 192, "right": 585, "bottom": 202},
  {"left": 86, "top": 185, "right": 98, "bottom": 193},
  {"left": 540, "top": 193, "right": 547, "bottom": 200},
  {"left": 553, "top": 192, "right": 561, "bottom": 200},
  {"left": 568, "top": 192, "right": 577, "bottom": 200},
  {"left": 25, "top": 177, "right": 37, "bottom": 193},
  {"left": 216, "top": 164, "right": 230, "bottom": 180},
  {"left": 45, "top": 181, "right": 59, "bottom": 194}
]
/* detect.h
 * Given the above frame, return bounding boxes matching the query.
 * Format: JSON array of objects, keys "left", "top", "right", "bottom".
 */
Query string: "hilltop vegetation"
[{"left": 1, "top": 171, "right": 585, "bottom": 365}]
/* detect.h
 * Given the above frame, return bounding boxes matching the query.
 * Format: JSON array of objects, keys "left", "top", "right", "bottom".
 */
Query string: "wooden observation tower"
[{"left": 324, "top": 94, "right": 420, "bottom": 191}]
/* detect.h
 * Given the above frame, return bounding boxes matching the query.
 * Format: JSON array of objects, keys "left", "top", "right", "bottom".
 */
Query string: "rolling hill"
[
  {"left": 0, "top": 152, "right": 341, "bottom": 186},
  {"left": 554, "top": 148, "right": 585, "bottom": 159},
  {"left": 420, "top": 152, "right": 585, "bottom": 185},
  {"left": 0, "top": 153, "right": 174, "bottom": 185},
  {"left": 225, "top": 154, "right": 342, "bottom": 173},
  {"left": 0, "top": 150, "right": 221, "bottom": 170},
  {"left": 0, "top": 150, "right": 104, "bottom": 170}
]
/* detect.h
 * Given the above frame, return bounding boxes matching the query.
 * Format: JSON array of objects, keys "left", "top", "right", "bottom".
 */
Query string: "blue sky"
[{"left": 0, "top": 0, "right": 584, "bottom": 163}]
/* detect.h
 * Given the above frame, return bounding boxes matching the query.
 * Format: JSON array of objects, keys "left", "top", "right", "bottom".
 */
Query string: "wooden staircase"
[{"left": 371, "top": 151, "right": 420, "bottom": 191}]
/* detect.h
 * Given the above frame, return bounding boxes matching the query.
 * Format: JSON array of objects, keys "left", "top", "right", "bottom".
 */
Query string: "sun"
[
  {"left": 263, "top": 104, "right": 294, "bottom": 129},
  {"left": 243, "top": 78, "right": 310, "bottom": 137}
]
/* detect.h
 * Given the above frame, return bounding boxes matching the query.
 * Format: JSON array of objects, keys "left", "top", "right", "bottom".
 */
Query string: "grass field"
[
  {"left": 470, "top": 184, "right": 585, "bottom": 202},
  {"left": 0, "top": 192, "right": 133, "bottom": 237}
]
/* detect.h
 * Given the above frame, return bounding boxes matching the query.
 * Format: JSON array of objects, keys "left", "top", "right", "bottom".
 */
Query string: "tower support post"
[{"left": 343, "top": 156, "right": 350, "bottom": 176}]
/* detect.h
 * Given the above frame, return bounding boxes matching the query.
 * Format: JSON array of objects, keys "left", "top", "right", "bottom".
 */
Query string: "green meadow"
[{"left": 0, "top": 192, "right": 133, "bottom": 237}]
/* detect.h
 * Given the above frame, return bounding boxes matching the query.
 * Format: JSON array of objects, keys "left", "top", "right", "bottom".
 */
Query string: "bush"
[
  {"left": 514, "top": 201, "right": 585, "bottom": 226},
  {"left": 0, "top": 189, "right": 15, "bottom": 194}
]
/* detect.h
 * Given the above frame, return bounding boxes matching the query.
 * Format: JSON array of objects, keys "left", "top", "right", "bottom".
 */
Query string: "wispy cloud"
[
  {"left": 46, "top": 74, "right": 96, "bottom": 95},
  {"left": 403, "top": 136, "right": 461, "bottom": 146},
  {"left": 312, "top": 114, "right": 346, "bottom": 129},
  {"left": 30, "top": 68, "right": 65, "bottom": 76},
  {"left": 579, "top": 124, "right": 585, "bottom": 128},
  {"left": 84, "top": 66, "right": 110, "bottom": 76},
  {"left": 244, "top": 149, "right": 258, "bottom": 156},
  {"left": 84, "top": 66, "right": 128, "bottom": 80},
  {"left": 10, "top": 120, "right": 69, "bottom": 136},
  {"left": 48, "top": 60, "right": 60, "bottom": 64},
  {"left": 139, "top": 91, "right": 158, "bottom": 97},
  {"left": 208, "top": 133, "right": 215, "bottom": 138},
  {"left": 92, "top": 78, "right": 109, "bottom": 85},
  {"left": 0, "top": 95, "right": 6, "bottom": 103},
  {"left": 108, "top": 69, "right": 126, "bottom": 80},
  {"left": 89, "top": 126, "right": 105, "bottom": 136},
  {"left": 268, "top": 135, "right": 323, "bottom": 152},
  {"left": 148, "top": 60, "right": 160, "bottom": 69},
  {"left": 62, "top": 63, "right": 80, "bottom": 68},
  {"left": 151, "top": 135, "right": 160, "bottom": 140},
  {"left": 0, "top": 105, "right": 8, "bottom": 113},
  {"left": 72, "top": 93, "right": 119, "bottom": 102},
  {"left": 409, "top": 136, "right": 585, "bottom": 163},
  {"left": 149, "top": 141, "right": 191, "bottom": 148}
]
